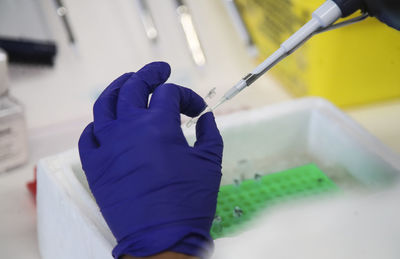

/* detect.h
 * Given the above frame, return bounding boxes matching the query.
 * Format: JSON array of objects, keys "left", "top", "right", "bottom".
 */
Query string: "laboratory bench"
[{"left": 1, "top": 0, "right": 399, "bottom": 258}]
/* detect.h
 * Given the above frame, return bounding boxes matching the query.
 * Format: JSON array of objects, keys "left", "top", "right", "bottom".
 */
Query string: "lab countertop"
[{"left": 1, "top": 0, "right": 400, "bottom": 258}]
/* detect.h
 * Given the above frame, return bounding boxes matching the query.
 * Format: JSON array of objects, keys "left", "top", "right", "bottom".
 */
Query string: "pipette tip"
[{"left": 185, "top": 97, "right": 226, "bottom": 128}]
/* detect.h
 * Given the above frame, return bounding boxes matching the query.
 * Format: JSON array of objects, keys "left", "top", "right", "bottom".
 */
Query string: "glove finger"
[
  {"left": 117, "top": 62, "right": 171, "bottom": 117},
  {"left": 194, "top": 112, "right": 223, "bottom": 162},
  {"left": 93, "top": 73, "right": 132, "bottom": 127},
  {"left": 78, "top": 123, "right": 103, "bottom": 184},
  {"left": 78, "top": 122, "right": 99, "bottom": 165},
  {"left": 149, "top": 83, "right": 206, "bottom": 118}
]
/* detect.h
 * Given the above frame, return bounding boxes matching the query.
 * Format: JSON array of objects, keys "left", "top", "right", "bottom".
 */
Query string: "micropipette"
[{"left": 187, "top": 0, "right": 368, "bottom": 127}]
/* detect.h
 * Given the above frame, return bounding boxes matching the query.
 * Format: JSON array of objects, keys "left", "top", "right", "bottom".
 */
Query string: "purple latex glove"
[
  {"left": 78, "top": 62, "right": 223, "bottom": 258},
  {"left": 363, "top": 0, "right": 400, "bottom": 30}
]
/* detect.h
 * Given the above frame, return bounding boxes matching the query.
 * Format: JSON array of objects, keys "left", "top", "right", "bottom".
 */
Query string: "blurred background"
[{"left": 0, "top": 0, "right": 399, "bottom": 258}]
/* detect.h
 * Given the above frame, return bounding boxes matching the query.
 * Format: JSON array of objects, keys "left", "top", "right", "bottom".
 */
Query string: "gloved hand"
[
  {"left": 332, "top": 0, "right": 400, "bottom": 30},
  {"left": 78, "top": 62, "right": 223, "bottom": 258},
  {"left": 363, "top": 0, "right": 400, "bottom": 30}
]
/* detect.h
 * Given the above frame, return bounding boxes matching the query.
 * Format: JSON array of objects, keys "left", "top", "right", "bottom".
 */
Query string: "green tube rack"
[{"left": 211, "top": 163, "right": 338, "bottom": 239}]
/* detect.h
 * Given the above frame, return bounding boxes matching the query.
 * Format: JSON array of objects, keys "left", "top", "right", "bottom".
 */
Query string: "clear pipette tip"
[{"left": 186, "top": 97, "right": 226, "bottom": 128}]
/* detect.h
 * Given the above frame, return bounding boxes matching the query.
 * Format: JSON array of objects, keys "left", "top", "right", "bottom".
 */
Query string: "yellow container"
[{"left": 235, "top": 0, "right": 400, "bottom": 107}]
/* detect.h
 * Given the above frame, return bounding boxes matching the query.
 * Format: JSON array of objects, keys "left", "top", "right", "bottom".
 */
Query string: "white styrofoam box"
[{"left": 37, "top": 97, "right": 400, "bottom": 259}]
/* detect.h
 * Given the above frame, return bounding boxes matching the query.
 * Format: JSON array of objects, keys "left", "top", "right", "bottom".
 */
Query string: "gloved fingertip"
[
  {"left": 136, "top": 62, "right": 171, "bottom": 91},
  {"left": 149, "top": 83, "right": 206, "bottom": 117},
  {"left": 196, "top": 112, "right": 218, "bottom": 138},
  {"left": 93, "top": 73, "right": 133, "bottom": 124},
  {"left": 194, "top": 112, "right": 223, "bottom": 159},
  {"left": 78, "top": 122, "right": 99, "bottom": 151},
  {"left": 182, "top": 89, "right": 207, "bottom": 117},
  {"left": 153, "top": 61, "right": 171, "bottom": 81},
  {"left": 196, "top": 112, "right": 215, "bottom": 131}
]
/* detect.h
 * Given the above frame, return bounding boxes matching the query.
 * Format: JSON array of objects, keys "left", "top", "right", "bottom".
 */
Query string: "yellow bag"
[{"left": 235, "top": 0, "right": 400, "bottom": 107}]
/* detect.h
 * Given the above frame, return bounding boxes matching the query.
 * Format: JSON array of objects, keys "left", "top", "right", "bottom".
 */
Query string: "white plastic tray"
[{"left": 37, "top": 97, "right": 400, "bottom": 259}]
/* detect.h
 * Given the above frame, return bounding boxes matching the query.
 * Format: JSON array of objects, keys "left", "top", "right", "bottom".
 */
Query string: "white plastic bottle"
[{"left": 0, "top": 49, "right": 28, "bottom": 172}]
